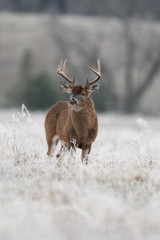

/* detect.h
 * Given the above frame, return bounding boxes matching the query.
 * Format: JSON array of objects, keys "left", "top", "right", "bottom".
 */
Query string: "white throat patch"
[{"left": 72, "top": 105, "right": 83, "bottom": 112}]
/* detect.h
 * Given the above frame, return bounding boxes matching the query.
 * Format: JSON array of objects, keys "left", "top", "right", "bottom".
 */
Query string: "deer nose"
[{"left": 69, "top": 98, "right": 77, "bottom": 105}]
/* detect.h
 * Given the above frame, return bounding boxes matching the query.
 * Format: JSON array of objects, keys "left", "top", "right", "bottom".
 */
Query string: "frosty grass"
[{"left": 0, "top": 105, "right": 160, "bottom": 240}]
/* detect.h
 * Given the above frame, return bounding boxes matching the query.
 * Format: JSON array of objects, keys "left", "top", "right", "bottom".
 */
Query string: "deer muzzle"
[{"left": 69, "top": 98, "right": 77, "bottom": 106}]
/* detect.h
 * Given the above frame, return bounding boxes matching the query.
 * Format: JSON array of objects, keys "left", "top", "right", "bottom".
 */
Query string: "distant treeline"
[{"left": 1, "top": 0, "right": 160, "bottom": 19}]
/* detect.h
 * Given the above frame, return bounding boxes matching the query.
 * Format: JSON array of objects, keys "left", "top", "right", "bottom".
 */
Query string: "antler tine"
[
  {"left": 63, "top": 58, "right": 67, "bottom": 72},
  {"left": 57, "top": 58, "right": 63, "bottom": 72},
  {"left": 86, "top": 75, "right": 89, "bottom": 84},
  {"left": 57, "top": 58, "right": 75, "bottom": 85},
  {"left": 97, "top": 58, "right": 101, "bottom": 73},
  {"left": 86, "top": 59, "right": 101, "bottom": 87}
]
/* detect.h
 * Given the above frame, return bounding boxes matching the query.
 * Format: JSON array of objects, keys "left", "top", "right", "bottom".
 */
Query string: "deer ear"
[
  {"left": 60, "top": 83, "right": 72, "bottom": 94},
  {"left": 88, "top": 83, "right": 99, "bottom": 95}
]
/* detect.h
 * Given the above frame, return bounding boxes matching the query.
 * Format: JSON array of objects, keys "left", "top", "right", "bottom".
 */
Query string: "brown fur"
[
  {"left": 45, "top": 59, "right": 100, "bottom": 164},
  {"left": 45, "top": 95, "right": 98, "bottom": 163}
]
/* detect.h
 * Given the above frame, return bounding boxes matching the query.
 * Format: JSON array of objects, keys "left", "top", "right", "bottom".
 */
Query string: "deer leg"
[
  {"left": 47, "top": 135, "right": 59, "bottom": 157},
  {"left": 68, "top": 140, "right": 76, "bottom": 157},
  {"left": 47, "top": 139, "right": 52, "bottom": 156},
  {"left": 56, "top": 140, "right": 68, "bottom": 161},
  {"left": 56, "top": 145, "right": 64, "bottom": 158},
  {"left": 81, "top": 145, "right": 91, "bottom": 165},
  {"left": 70, "top": 146, "right": 76, "bottom": 157}
]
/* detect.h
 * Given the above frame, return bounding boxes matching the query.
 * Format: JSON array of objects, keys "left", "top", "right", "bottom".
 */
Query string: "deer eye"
[{"left": 81, "top": 93, "right": 85, "bottom": 96}]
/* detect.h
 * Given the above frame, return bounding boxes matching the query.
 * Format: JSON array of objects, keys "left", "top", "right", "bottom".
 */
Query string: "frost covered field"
[{"left": 1, "top": 106, "right": 160, "bottom": 240}]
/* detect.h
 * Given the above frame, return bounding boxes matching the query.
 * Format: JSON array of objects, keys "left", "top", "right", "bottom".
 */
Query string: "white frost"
[{"left": 0, "top": 108, "right": 160, "bottom": 240}]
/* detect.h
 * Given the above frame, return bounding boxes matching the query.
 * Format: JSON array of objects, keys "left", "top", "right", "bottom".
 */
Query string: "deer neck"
[
  {"left": 71, "top": 105, "right": 83, "bottom": 112},
  {"left": 70, "top": 96, "right": 94, "bottom": 114},
  {"left": 69, "top": 97, "right": 96, "bottom": 132}
]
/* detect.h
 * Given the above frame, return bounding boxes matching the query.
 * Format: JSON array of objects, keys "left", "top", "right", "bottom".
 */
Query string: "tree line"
[{"left": 1, "top": 0, "right": 160, "bottom": 20}]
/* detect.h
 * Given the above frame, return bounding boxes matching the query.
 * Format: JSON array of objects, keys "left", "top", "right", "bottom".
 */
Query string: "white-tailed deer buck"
[{"left": 45, "top": 59, "right": 101, "bottom": 164}]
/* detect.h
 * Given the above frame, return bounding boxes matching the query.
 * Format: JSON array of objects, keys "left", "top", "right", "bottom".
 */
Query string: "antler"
[
  {"left": 85, "top": 59, "right": 101, "bottom": 88},
  {"left": 57, "top": 59, "right": 75, "bottom": 86}
]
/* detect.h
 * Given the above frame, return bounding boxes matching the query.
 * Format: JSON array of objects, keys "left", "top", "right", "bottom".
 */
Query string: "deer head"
[{"left": 57, "top": 59, "right": 101, "bottom": 108}]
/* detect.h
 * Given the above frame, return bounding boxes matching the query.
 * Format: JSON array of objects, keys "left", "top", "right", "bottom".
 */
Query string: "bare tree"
[
  {"left": 48, "top": 18, "right": 117, "bottom": 111},
  {"left": 121, "top": 0, "right": 160, "bottom": 113},
  {"left": 56, "top": 0, "right": 67, "bottom": 13},
  {"left": 47, "top": 13, "right": 160, "bottom": 113}
]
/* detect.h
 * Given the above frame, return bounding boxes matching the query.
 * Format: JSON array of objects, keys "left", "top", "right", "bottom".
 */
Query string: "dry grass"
[{"left": 0, "top": 106, "right": 160, "bottom": 239}]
